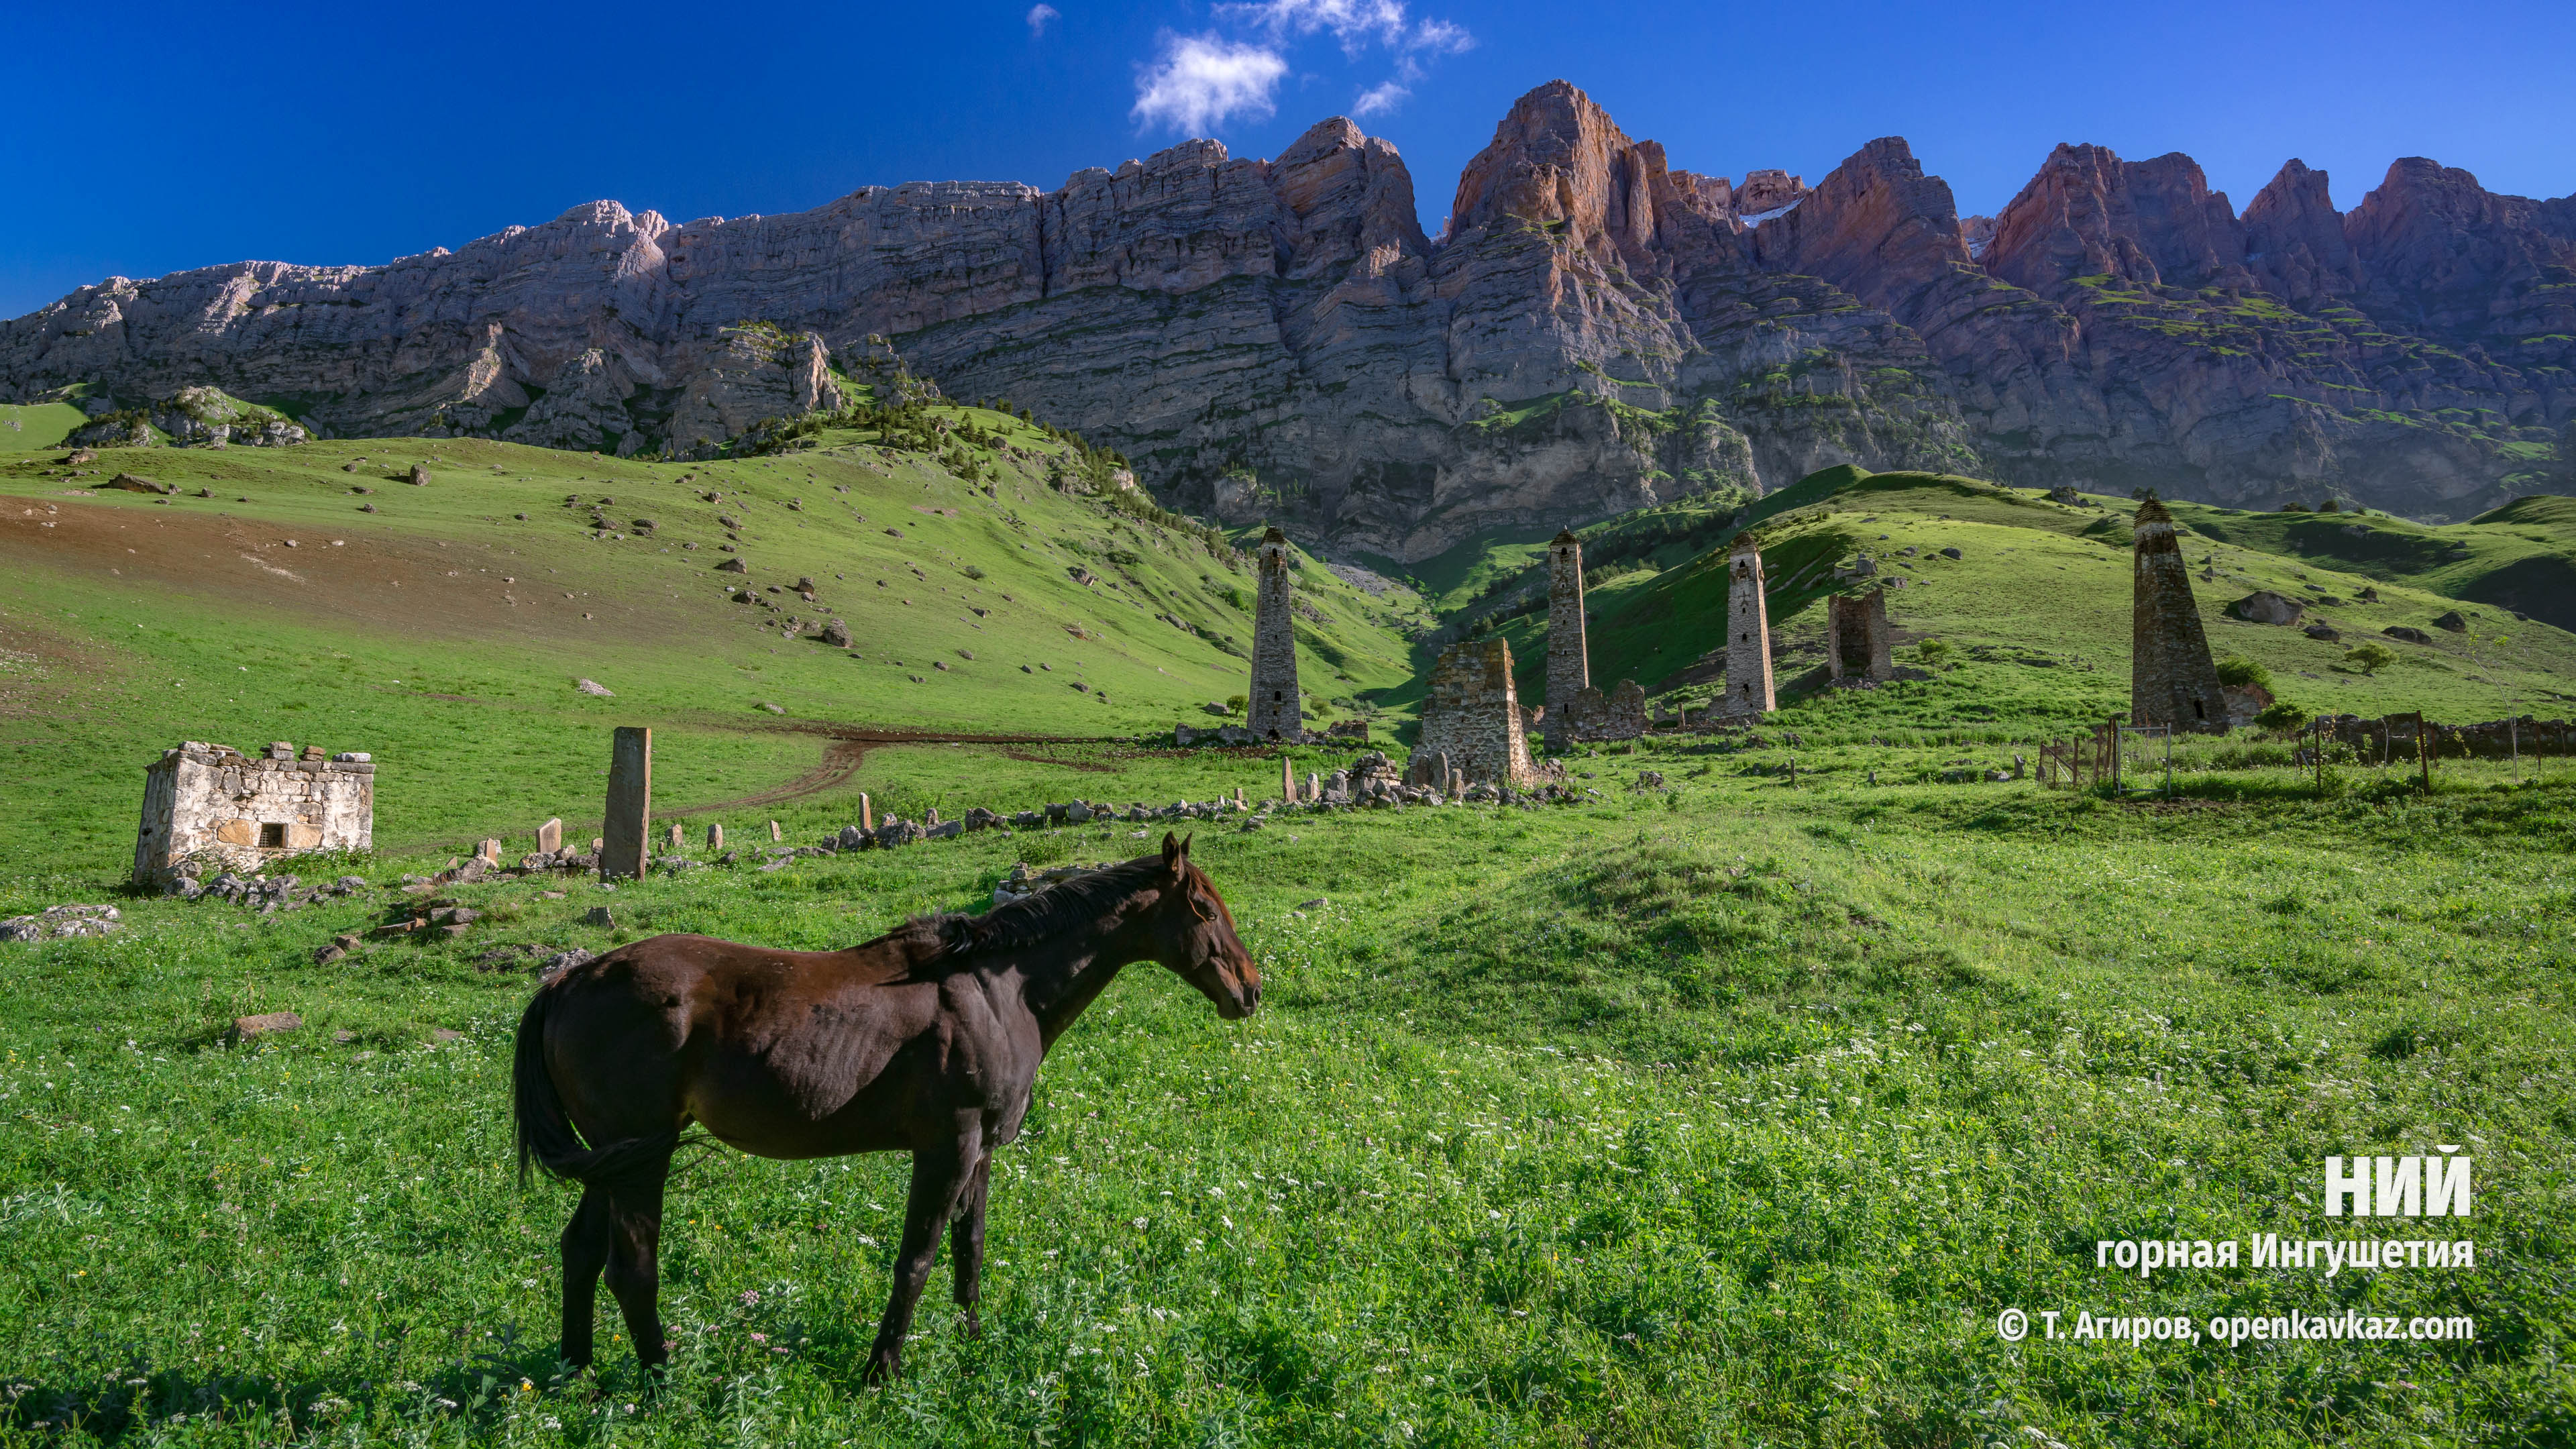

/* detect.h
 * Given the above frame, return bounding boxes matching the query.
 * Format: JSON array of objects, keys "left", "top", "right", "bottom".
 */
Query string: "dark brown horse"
[{"left": 512, "top": 833, "right": 1256, "bottom": 1382}]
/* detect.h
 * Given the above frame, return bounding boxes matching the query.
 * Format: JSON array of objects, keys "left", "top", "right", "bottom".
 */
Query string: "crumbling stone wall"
[
  {"left": 1551, "top": 679, "right": 1648, "bottom": 742},
  {"left": 1827, "top": 589, "right": 1894, "bottom": 685},
  {"left": 1246, "top": 527, "right": 1304, "bottom": 741},
  {"left": 2131, "top": 496, "right": 2228, "bottom": 733},
  {"left": 2314, "top": 713, "right": 2575, "bottom": 761},
  {"left": 1719, "top": 537, "right": 1774, "bottom": 718},
  {"left": 1545, "top": 529, "right": 1589, "bottom": 726},
  {"left": 135, "top": 741, "right": 374, "bottom": 888},
  {"left": 1409, "top": 638, "right": 1542, "bottom": 788}
]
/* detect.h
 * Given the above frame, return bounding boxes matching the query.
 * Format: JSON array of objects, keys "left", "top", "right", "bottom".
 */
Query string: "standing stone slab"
[
  {"left": 537, "top": 818, "right": 563, "bottom": 854},
  {"left": 1408, "top": 638, "right": 1542, "bottom": 789},
  {"left": 1246, "top": 527, "right": 1303, "bottom": 741},
  {"left": 1720, "top": 537, "right": 1775, "bottom": 718},
  {"left": 600, "top": 727, "right": 651, "bottom": 881},
  {"left": 1544, "top": 529, "right": 1589, "bottom": 746},
  {"left": 663, "top": 822, "right": 684, "bottom": 852},
  {"left": 2131, "top": 497, "right": 2227, "bottom": 732},
  {"left": 706, "top": 822, "right": 725, "bottom": 850}
]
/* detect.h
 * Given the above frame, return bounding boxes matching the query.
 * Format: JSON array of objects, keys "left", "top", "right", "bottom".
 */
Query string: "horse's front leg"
[
  {"left": 949, "top": 1148, "right": 993, "bottom": 1338},
  {"left": 865, "top": 1117, "right": 981, "bottom": 1383}
]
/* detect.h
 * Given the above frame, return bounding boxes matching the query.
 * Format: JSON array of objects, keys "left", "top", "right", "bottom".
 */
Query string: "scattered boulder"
[
  {"left": 574, "top": 678, "right": 614, "bottom": 696},
  {"left": 1938, "top": 546, "right": 1963, "bottom": 560},
  {"left": 820, "top": 618, "right": 852, "bottom": 647},
  {"left": 230, "top": 1011, "right": 302, "bottom": 1043},
  {"left": 2304, "top": 623, "right": 2343, "bottom": 642},
  {"left": 2358, "top": 586, "right": 2381, "bottom": 602},
  {"left": 409, "top": 462, "right": 431, "bottom": 486},
  {"left": 2433, "top": 610, "right": 2469, "bottom": 633},
  {"left": 2045, "top": 485, "right": 2087, "bottom": 505},
  {"left": 584, "top": 906, "right": 616, "bottom": 928},
  {"left": 2228, "top": 590, "right": 2306, "bottom": 625},
  {"left": 755, "top": 701, "right": 786, "bottom": 714},
  {"left": 2383, "top": 625, "right": 2434, "bottom": 644},
  {"left": 716, "top": 557, "right": 748, "bottom": 574},
  {"left": 101, "top": 472, "right": 171, "bottom": 494},
  {"left": 0, "top": 904, "right": 123, "bottom": 943}
]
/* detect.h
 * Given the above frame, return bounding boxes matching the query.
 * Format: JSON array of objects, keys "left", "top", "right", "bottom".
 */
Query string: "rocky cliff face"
[{"left": 6, "top": 80, "right": 2569, "bottom": 555}]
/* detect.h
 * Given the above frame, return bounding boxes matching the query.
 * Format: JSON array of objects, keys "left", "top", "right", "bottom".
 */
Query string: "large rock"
[{"left": 2229, "top": 590, "right": 2306, "bottom": 625}]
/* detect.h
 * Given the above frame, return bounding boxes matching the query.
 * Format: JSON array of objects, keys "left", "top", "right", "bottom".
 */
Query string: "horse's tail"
[{"left": 513, "top": 987, "right": 678, "bottom": 1190}]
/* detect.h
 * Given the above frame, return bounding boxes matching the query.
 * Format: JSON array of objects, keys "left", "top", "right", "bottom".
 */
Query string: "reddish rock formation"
[{"left": 7, "top": 80, "right": 2569, "bottom": 545}]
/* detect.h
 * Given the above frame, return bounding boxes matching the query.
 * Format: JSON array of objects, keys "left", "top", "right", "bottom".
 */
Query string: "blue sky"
[{"left": 7, "top": 1, "right": 2573, "bottom": 319}]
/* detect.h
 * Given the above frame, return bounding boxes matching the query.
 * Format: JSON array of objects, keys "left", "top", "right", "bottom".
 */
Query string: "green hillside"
[
  {"left": 0, "top": 409, "right": 1426, "bottom": 883},
  {"left": 1474, "top": 469, "right": 2576, "bottom": 737}
]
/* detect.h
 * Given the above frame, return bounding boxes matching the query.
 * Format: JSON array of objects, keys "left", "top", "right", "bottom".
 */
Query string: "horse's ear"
[{"left": 1161, "top": 830, "right": 1183, "bottom": 873}]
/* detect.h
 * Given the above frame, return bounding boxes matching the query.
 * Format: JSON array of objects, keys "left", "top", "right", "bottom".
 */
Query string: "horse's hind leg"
[
  {"left": 949, "top": 1149, "right": 991, "bottom": 1338},
  {"left": 601, "top": 1157, "right": 675, "bottom": 1381},
  {"left": 559, "top": 1187, "right": 611, "bottom": 1369}
]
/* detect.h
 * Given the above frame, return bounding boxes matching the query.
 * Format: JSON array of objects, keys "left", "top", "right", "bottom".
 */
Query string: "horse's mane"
[{"left": 894, "top": 854, "right": 1176, "bottom": 962}]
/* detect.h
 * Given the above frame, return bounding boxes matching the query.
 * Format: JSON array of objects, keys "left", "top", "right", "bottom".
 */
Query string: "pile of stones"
[
  {"left": 0, "top": 904, "right": 123, "bottom": 943},
  {"left": 188, "top": 872, "right": 371, "bottom": 912}
]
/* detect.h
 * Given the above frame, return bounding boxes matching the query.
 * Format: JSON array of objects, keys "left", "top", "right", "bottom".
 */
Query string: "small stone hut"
[
  {"left": 1409, "top": 638, "right": 1542, "bottom": 789},
  {"left": 133, "top": 741, "right": 375, "bottom": 888}
]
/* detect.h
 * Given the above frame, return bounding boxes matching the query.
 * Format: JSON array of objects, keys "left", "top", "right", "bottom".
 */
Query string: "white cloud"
[
  {"left": 1222, "top": 0, "right": 1410, "bottom": 51},
  {"left": 1351, "top": 79, "right": 1409, "bottom": 117},
  {"left": 1025, "top": 3, "right": 1059, "bottom": 38},
  {"left": 1405, "top": 16, "right": 1472, "bottom": 55},
  {"left": 1131, "top": 33, "right": 1290, "bottom": 133}
]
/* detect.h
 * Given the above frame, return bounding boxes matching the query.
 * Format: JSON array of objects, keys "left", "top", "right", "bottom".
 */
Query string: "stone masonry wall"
[
  {"left": 1246, "top": 527, "right": 1304, "bottom": 741},
  {"left": 1409, "top": 638, "right": 1542, "bottom": 788},
  {"left": 2131, "top": 496, "right": 2228, "bottom": 732},
  {"left": 1720, "top": 538, "right": 1775, "bottom": 718},
  {"left": 135, "top": 740, "right": 374, "bottom": 887},
  {"left": 1544, "top": 529, "right": 1589, "bottom": 738},
  {"left": 1827, "top": 588, "right": 1894, "bottom": 684}
]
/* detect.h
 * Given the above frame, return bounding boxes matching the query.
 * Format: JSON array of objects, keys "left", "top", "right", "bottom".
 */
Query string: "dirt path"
[{"left": 660, "top": 723, "right": 1131, "bottom": 816}]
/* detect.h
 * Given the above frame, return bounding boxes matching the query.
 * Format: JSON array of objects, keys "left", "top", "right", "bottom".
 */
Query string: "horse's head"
[{"left": 1144, "top": 833, "right": 1259, "bottom": 1020}]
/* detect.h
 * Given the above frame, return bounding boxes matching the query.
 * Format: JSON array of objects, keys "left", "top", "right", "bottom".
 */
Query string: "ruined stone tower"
[
  {"left": 1246, "top": 526, "right": 1303, "bottom": 741},
  {"left": 1721, "top": 537, "right": 1774, "bottom": 718},
  {"left": 2131, "top": 496, "right": 2228, "bottom": 731},
  {"left": 1409, "top": 638, "right": 1541, "bottom": 788},
  {"left": 1545, "top": 529, "right": 1589, "bottom": 715},
  {"left": 1827, "top": 589, "right": 1894, "bottom": 685}
]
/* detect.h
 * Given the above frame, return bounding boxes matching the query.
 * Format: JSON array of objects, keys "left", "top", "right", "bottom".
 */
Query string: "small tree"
[
  {"left": 2346, "top": 641, "right": 2398, "bottom": 676},
  {"left": 2216, "top": 654, "right": 2275, "bottom": 692},
  {"left": 1915, "top": 639, "right": 1955, "bottom": 669},
  {"left": 1225, "top": 694, "right": 1247, "bottom": 716}
]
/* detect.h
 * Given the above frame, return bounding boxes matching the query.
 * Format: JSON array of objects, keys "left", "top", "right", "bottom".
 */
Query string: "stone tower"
[
  {"left": 1409, "top": 637, "right": 1541, "bottom": 788},
  {"left": 2131, "top": 495, "right": 2228, "bottom": 731},
  {"left": 1545, "top": 529, "right": 1589, "bottom": 714},
  {"left": 1721, "top": 536, "right": 1774, "bottom": 717},
  {"left": 1827, "top": 589, "right": 1894, "bottom": 685},
  {"left": 1246, "top": 526, "right": 1303, "bottom": 741}
]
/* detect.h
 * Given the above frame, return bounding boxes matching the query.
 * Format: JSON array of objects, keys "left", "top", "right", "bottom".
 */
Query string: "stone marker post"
[
  {"left": 859, "top": 793, "right": 873, "bottom": 831},
  {"left": 663, "top": 822, "right": 683, "bottom": 852},
  {"left": 1234, "top": 786, "right": 1245, "bottom": 808},
  {"left": 537, "top": 818, "right": 562, "bottom": 854},
  {"left": 600, "top": 727, "right": 651, "bottom": 881},
  {"left": 475, "top": 838, "right": 502, "bottom": 866},
  {"left": 769, "top": 820, "right": 782, "bottom": 841},
  {"left": 1305, "top": 771, "right": 1320, "bottom": 802},
  {"left": 1281, "top": 754, "right": 1294, "bottom": 802}
]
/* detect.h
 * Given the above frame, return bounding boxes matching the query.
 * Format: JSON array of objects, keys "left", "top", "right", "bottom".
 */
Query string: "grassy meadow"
[{"left": 2, "top": 424, "right": 2573, "bottom": 1444}]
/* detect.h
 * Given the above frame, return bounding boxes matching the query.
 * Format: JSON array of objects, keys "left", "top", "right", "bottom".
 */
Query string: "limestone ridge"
[{"left": 7, "top": 82, "right": 2571, "bottom": 549}]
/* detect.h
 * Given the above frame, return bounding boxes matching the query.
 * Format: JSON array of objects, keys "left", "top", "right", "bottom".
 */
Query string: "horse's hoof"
[{"left": 863, "top": 1354, "right": 900, "bottom": 1385}]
